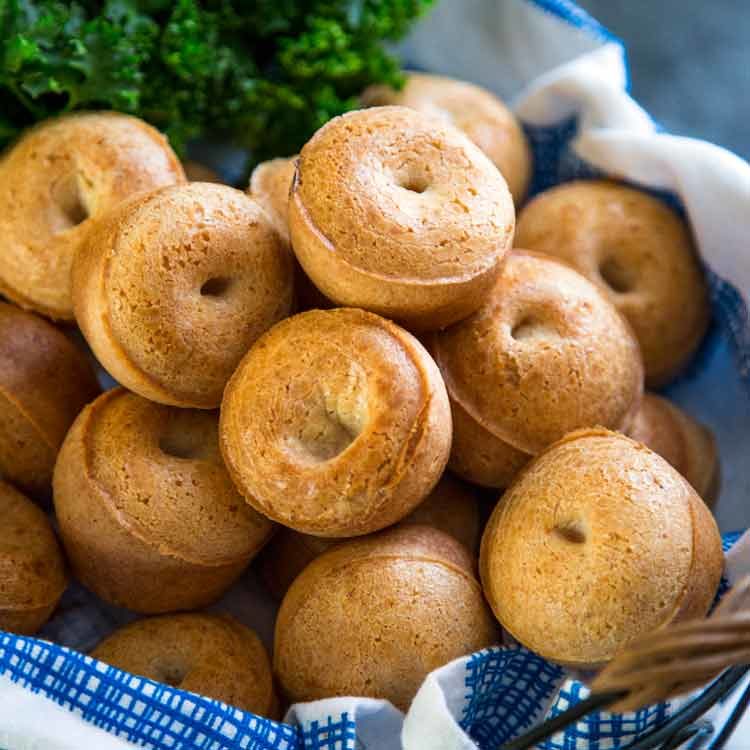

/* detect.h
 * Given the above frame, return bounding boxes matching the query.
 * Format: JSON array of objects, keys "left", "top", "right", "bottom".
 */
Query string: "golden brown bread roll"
[
  {"left": 0, "top": 479, "right": 67, "bottom": 634},
  {"left": 362, "top": 73, "right": 532, "bottom": 205},
  {"left": 431, "top": 251, "right": 643, "bottom": 487},
  {"left": 274, "top": 526, "right": 499, "bottom": 710},
  {"left": 73, "top": 182, "right": 294, "bottom": 408},
  {"left": 480, "top": 428, "right": 723, "bottom": 667},
  {"left": 515, "top": 180, "right": 710, "bottom": 385},
  {"left": 0, "top": 112, "right": 184, "bottom": 320},
  {"left": 220, "top": 308, "right": 452, "bottom": 537},
  {"left": 289, "top": 106, "right": 515, "bottom": 330},
  {"left": 183, "top": 160, "right": 223, "bottom": 183},
  {"left": 248, "top": 157, "right": 331, "bottom": 312},
  {"left": 91, "top": 614, "right": 277, "bottom": 716},
  {"left": 628, "top": 393, "right": 720, "bottom": 506},
  {"left": 259, "top": 474, "right": 482, "bottom": 599},
  {"left": 0, "top": 302, "right": 99, "bottom": 497},
  {"left": 53, "top": 388, "right": 274, "bottom": 613}
]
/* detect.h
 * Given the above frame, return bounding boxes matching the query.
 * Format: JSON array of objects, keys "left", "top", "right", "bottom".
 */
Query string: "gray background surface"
[{"left": 577, "top": 0, "right": 749, "bottom": 159}]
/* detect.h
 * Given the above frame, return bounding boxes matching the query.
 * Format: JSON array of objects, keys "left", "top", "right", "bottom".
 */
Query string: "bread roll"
[
  {"left": 362, "top": 72, "right": 531, "bottom": 204},
  {"left": 0, "top": 112, "right": 184, "bottom": 320},
  {"left": 289, "top": 106, "right": 514, "bottom": 330},
  {"left": 0, "top": 301, "right": 99, "bottom": 497},
  {"left": 275, "top": 526, "right": 499, "bottom": 710},
  {"left": 54, "top": 388, "right": 273, "bottom": 613},
  {"left": 431, "top": 251, "right": 643, "bottom": 487},
  {"left": 220, "top": 308, "right": 452, "bottom": 537},
  {"left": 73, "top": 182, "right": 294, "bottom": 408},
  {"left": 480, "top": 429, "right": 723, "bottom": 667},
  {"left": 0, "top": 480, "right": 67, "bottom": 634},
  {"left": 515, "top": 180, "right": 710, "bottom": 385},
  {"left": 92, "top": 614, "right": 277, "bottom": 716}
]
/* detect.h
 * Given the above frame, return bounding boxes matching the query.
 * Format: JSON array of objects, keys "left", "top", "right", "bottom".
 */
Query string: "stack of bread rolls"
[{"left": 0, "top": 72, "right": 722, "bottom": 716}]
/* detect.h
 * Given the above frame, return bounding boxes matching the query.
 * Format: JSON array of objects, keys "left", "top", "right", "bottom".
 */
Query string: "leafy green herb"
[{"left": 0, "top": 0, "right": 435, "bottom": 161}]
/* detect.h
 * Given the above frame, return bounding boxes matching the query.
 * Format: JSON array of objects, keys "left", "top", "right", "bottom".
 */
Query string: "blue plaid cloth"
[{"left": 2, "top": 1, "right": 750, "bottom": 749}]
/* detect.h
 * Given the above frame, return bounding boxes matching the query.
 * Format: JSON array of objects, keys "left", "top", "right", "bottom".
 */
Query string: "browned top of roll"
[
  {"left": 220, "top": 308, "right": 452, "bottom": 537},
  {"left": 362, "top": 73, "right": 531, "bottom": 204},
  {"left": 68, "top": 388, "right": 272, "bottom": 566},
  {"left": 480, "top": 429, "right": 723, "bottom": 666},
  {"left": 0, "top": 479, "right": 67, "bottom": 612},
  {"left": 73, "top": 182, "right": 294, "bottom": 408},
  {"left": 0, "top": 301, "right": 99, "bottom": 452},
  {"left": 432, "top": 251, "right": 643, "bottom": 454},
  {"left": 515, "top": 180, "right": 710, "bottom": 385},
  {"left": 249, "top": 157, "right": 297, "bottom": 242},
  {"left": 293, "top": 106, "right": 513, "bottom": 284},
  {"left": 0, "top": 112, "right": 184, "bottom": 319},
  {"left": 91, "top": 613, "right": 275, "bottom": 715},
  {"left": 274, "top": 525, "right": 498, "bottom": 710}
]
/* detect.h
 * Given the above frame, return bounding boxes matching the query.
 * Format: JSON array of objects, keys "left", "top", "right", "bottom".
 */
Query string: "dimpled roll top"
[
  {"left": 220, "top": 308, "right": 452, "bottom": 537},
  {"left": 480, "top": 429, "right": 723, "bottom": 666},
  {"left": 289, "top": 106, "right": 514, "bottom": 329},
  {"left": 433, "top": 252, "right": 643, "bottom": 455},
  {"left": 0, "top": 112, "right": 184, "bottom": 319},
  {"left": 73, "top": 182, "right": 294, "bottom": 408},
  {"left": 362, "top": 73, "right": 532, "bottom": 204}
]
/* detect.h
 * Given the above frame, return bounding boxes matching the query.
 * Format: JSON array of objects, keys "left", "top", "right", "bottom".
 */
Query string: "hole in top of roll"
[
  {"left": 157, "top": 660, "right": 188, "bottom": 687},
  {"left": 51, "top": 173, "right": 89, "bottom": 231},
  {"left": 553, "top": 519, "right": 588, "bottom": 544},
  {"left": 159, "top": 433, "right": 204, "bottom": 460},
  {"left": 511, "top": 316, "right": 540, "bottom": 341},
  {"left": 200, "top": 277, "right": 233, "bottom": 297},
  {"left": 401, "top": 175, "right": 430, "bottom": 194},
  {"left": 600, "top": 257, "right": 636, "bottom": 294}
]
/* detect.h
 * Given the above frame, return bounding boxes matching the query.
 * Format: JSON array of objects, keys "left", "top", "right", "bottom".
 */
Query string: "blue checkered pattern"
[
  {"left": 0, "top": 634, "right": 300, "bottom": 750},
  {"left": 299, "top": 714, "right": 357, "bottom": 750}
]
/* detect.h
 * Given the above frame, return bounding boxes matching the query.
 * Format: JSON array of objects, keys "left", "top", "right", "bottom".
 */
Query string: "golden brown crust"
[
  {"left": 53, "top": 388, "right": 273, "bottom": 613},
  {"left": 220, "top": 308, "right": 452, "bottom": 537},
  {"left": 73, "top": 182, "right": 295, "bottom": 408},
  {"left": 91, "top": 613, "right": 277, "bottom": 716},
  {"left": 0, "top": 112, "right": 184, "bottom": 320},
  {"left": 515, "top": 180, "right": 710, "bottom": 385},
  {"left": 479, "top": 429, "right": 723, "bottom": 667},
  {"left": 432, "top": 251, "right": 643, "bottom": 470},
  {"left": 289, "top": 106, "right": 515, "bottom": 330},
  {"left": 0, "top": 302, "right": 99, "bottom": 496},
  {"left": 627, "top": 393, "right": 720, "bottom": 505},
  {"left": 248, "top": 157, "right": 297, "bottom": 242},
  {"left": 362, "top": 73, "right": 531, "bottom": 205},
  {"left": 0, "top": 480, "right": 67, "bottom": 634},
  {"left": 259, "top": 474, "right": 482, "bottom": 599},
  {"left": 274, "top": 526, "right": 498, "bottom": 710}
]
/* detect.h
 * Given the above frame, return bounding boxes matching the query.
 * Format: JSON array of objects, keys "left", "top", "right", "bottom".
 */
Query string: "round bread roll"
[
  {"left": 53, "top": 388, "right": 274, "bottom": 613},
  {"left": 628, "top": 393, "right": 720, "bottom": 506},
  {"left": 0, "top": 302, "right": 99, "bottom": 497},
  {"left": 480, "top": 428, "right": 723, "bottom": 667},
  {"left": 362, "top": 73, "right": 531, "bottom": 205},
  {"left": 0, "top": 479, "right": 67, "bottom": 634},
  {"left": 91, "top": 614, "right": 276, "bottom": 716},
  {"left": 183, "top": 160, "right": 223, "bottom": 183},
  {"left": 515, "top": 180, "right": 710, "bottom": 385},
  {"left": 0, "top": 112, "right": 184, "bottom": 320},
  {"left": 289, "top": 106, "right": 515, "bottom": 330},
  {"left": 221, "top": 308, "right": 452, "bottom": 537},
  {"left": 431, "top": 251, "right": 644, "bottom": 488},
  {"left": 73, "top": 182, "right": 294, "bottom": 408},
  {"left": 259, "top": 474, "right": 481, "bottom": 599},
  {"left": 275, "top": 525, "right": 499, "bottom": 710}
]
